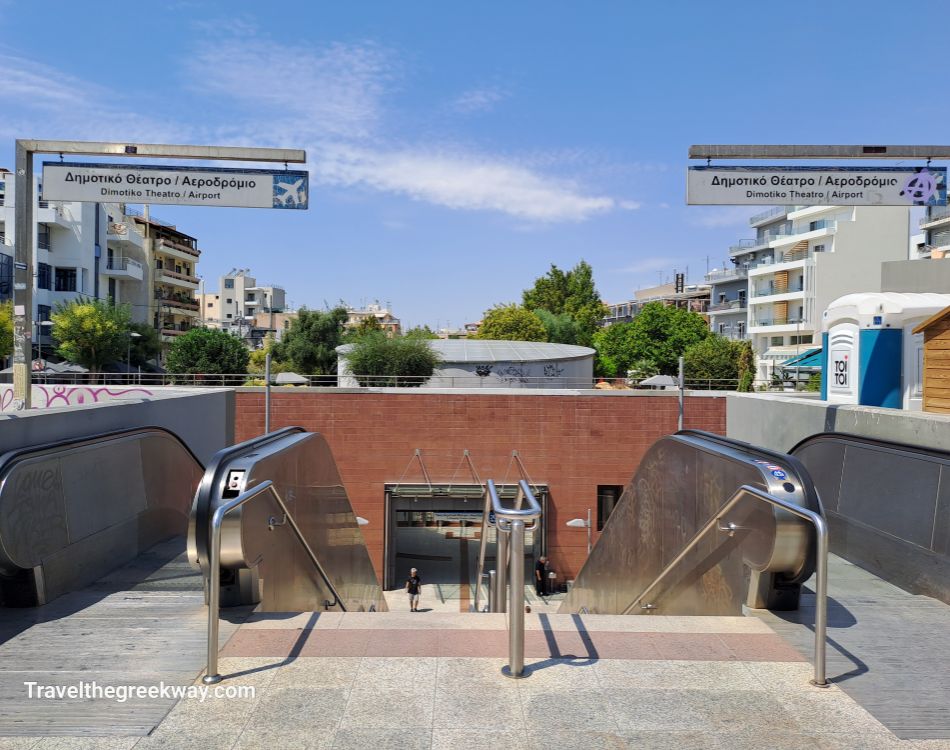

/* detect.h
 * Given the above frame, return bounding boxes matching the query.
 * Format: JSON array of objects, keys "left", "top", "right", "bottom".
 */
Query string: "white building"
[
  {"left": 198, "top": 268, "right": 286, "bottom": 347},
  {"left": 705, "top": 204, "right": 910, "bottom": 381}
]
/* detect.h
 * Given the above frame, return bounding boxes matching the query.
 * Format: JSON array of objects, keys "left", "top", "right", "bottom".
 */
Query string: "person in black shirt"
[
  {"left": 406, "top": 568, "right": 422, "bottom": 611},
  {"left": 535, "top": 556, "right": 547, "bottom": 596}
]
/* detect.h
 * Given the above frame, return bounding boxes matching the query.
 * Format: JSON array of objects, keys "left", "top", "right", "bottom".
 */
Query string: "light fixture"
[
  {"left": 356, "top": 516, "right": 369, "bottom": 526},
  {"left": 566, "top": 508, "right": 593, "bottom": 554}
]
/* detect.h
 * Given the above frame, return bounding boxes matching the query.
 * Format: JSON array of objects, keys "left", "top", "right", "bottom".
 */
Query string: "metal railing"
[
  {"left": 106, "top": 257, "right": 143, "bottom": 272},
  {"left": 709, "top": 299, "right": 746, "bottom": 311},
  {"left": 620, "top": 484, "right": 828, "bottom": 687},
  {"left": 202, "top": 479, "right": 345, "bottom": 685},
  {"left": 705, "top": 267, "right": 749, "bottom": 282},
  {"left": 487, "top": 479, "right": 542, "bottom": 678},
  {"left": 921, "top": 206, "right": 950, "bottom": 226},
  {"left": 748, "top": 206, "right": 791, "bottom": 225}
]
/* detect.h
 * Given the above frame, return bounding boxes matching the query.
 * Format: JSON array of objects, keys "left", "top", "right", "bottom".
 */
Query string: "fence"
[{"left": 0, "top": 372, "right": 785, "bottom": 392}]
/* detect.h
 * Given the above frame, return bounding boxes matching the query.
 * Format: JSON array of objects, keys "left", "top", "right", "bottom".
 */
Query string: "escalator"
[
  {"left": 790, "top": 432, "right": 950, "bottom": 603},
  {"left": 0, "top": 427, "right": 204, "bottom": 606},
  {"left": 188, "top": 427, "right": 387, "bottom": 613},
  {"left": 560, "top": 430, "right": 822, "bottom": 616}
]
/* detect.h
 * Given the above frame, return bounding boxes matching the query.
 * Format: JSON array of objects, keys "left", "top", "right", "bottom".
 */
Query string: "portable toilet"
[{"left": 821, "top": 292, "right": 950, "bottom": 409}]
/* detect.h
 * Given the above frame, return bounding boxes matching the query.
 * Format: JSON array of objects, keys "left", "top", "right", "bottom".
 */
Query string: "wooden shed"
[{"left": 913, "top": 305, "right": 950, "bottom": 414}]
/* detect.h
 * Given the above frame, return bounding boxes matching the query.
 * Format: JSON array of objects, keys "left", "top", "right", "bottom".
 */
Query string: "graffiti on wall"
[{"left": 0, "top": 385, "right": 154, "bottom": 412}]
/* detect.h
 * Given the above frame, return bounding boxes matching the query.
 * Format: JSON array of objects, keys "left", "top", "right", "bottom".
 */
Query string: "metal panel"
[
  {"left": 559, "top": 431, "right": 818, "bottom": 615},
  {"left": 0, "top": 428, "right": 203, "bottom": 605},
  {"left": 791, "top": 432, "right": 950, "bottom": 603}
]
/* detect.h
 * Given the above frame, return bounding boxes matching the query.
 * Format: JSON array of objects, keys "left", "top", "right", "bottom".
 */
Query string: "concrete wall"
[
  {"left": 725, "top": 392, "right": 950, "bottom": 453},
  {"left": 234, "top": 388, "right": 728, "bottom": 582},
  {"left": 0, "top": 388, "right": 234, "bottom": 465},
  {"left": 882, "top": 258, "right": 950, "bottom": 294}
]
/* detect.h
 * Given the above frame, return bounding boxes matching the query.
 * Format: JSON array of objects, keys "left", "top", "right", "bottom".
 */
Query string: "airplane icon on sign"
[{"left": 273, "top": 176, "right": 308, "bottom": 208}]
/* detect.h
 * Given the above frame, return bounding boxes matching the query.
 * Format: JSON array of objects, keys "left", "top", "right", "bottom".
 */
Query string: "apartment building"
[
  {"left": 198, "top": 269, "right": 287, "bottom": 348},
  {"left": 131, "top": 211, "right": 201, "bottom": 344},
  {"left": 746, "top": 206, "right": 909, "bottom": 379},
  {"left": 345, "top": 301, "right": 401, "bottom": 336},
  {"left": 603, "top": 282, "right": 710, "bottom": 327},
  {"left": 707, "top": 205, "right": 911, "bottom": 380}
]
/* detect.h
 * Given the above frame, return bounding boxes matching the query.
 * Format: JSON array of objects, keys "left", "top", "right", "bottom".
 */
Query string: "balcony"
[
  {"left": 708, "top": 299, "right": 747, "bottom": 312},
  {"left": 157, "top": 267, "right": 200, "bottom": 289},
  {"left": 157, "top": 237, "right": 200, "bottom": 261},
  {"left": 920, "top": 206, "right": 950, "bottom": 228},
  {"left": 36, "top": 203, "right": 71, "bottom": 229},
  {"left": 103, "top": 257, "right": 144, "bottom": 281},
  {"left": 748, "top": 206, "right": 791, "bottom": 226},
  {"left": 107, "top": 221, "right": 144, "bottom": 251},
  {"left": 705, "top": 266, "right": 749, "bottom": 283}
]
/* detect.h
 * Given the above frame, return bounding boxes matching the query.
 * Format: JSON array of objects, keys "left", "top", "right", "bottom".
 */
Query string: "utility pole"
[{"left": 12, "top": 141, "right": 34, "bottom": 409}]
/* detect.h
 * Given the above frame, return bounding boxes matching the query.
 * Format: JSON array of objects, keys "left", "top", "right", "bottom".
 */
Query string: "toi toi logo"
[{"left": 833, "top": 356, "right": 849, "bottom": 387}]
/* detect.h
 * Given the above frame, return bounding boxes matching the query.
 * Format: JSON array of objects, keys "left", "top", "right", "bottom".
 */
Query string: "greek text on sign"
[
  {"left": 687, "top": 166, "right": 947, "bottom": 206},
  {"left": 41, "top": 163, "right": 309, "bottom": 210}
]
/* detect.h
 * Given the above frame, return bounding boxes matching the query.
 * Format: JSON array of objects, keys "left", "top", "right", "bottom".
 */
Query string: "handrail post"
[
  {"left": 203, "top": 504, "right": 226, "bottom": 685},
  {"left": 488, "top": 569, "right": 497, "bottom": 613},
  {"left": 504, "top": 519, "right": 526, "bottom": 678},
  {"left": 812, "top": 513, "right": 829, "bottom": 687}
]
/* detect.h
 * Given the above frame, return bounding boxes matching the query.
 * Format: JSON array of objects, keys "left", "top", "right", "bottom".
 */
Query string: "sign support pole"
[
  {"left": 9, "top": 139, "right": 306, "bottom": 410},
  {"left": 12, "top": 141, "right": 34, "bottom": 410}
]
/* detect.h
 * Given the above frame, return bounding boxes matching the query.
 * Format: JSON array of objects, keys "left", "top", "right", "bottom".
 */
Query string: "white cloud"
[
  {"left": 187, "top": 36, "right": 393, "bottom": 139},
  {"left": 618, "top": 200, "right": 641, "bottom": 211},
  {"left": 312, "top": 142, "right": 615, "bottom": 222},
  {"left": 451, "top": 86, "right": 508, "bottom": 114}
]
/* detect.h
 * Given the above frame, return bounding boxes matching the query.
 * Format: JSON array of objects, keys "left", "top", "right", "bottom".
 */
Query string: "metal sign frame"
[{"left": 10, "top": 139, "right": 306, "bottom": 410}]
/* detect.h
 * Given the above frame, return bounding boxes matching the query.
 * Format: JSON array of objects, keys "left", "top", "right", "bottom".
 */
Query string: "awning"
[{"left": 781, "top": 347, "right": 822, "bottom": 368}]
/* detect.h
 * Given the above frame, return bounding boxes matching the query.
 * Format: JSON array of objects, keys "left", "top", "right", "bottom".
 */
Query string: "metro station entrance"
[{"left": 383, "top": 484, "right": 548, "bottom": 598}]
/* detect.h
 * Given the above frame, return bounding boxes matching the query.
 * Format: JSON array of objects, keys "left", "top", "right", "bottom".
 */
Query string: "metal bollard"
[
  {"left": 504, "top": 519, "right": 526, "bottom": 677},
  {"left": 488, "top": 569, "right": 497, "bottom": 612}
]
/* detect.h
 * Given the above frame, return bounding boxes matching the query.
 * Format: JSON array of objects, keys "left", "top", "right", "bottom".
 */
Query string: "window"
[
  {"left": 738, "top": 290, "right": 747, "bottom": 304},
  {"left": 737, "top": 322, "right": 745, "bottom": 337},
  {"left": 226, "top": 298, "right": 232, "bottom": 304},
  {"left": 54, "top": 267, "right": 77, "bottom": 292},
  {"left": 37, "top": 225, "right": 50, "bottom": 250},
  {"left": 597, "top": 485, "right": 624, "bottom": 531},
  {"left": 37, "top": 263, "right": 52, "bottom": 290},
  {"left": 813, "top": 244, "right": 826, "bottom": 253},
  {"left": 207, "top": 302, "right": 213, "bottom": 308},
  {"left": 224, "top": 278, "right": 234, "bottom": 289},
  {"left": 226, "top": 313, "right": 233, "bottom": 319},
  {"left": 37, "top": 304, "right": 51, "bottom": 323},
  {"left": 718, "top": 293, "right": 726, "bottom": 303},
  {"left": 0, "top": 252, "right": 10, "bottom": 301},
  {"left": 718, "top": 323, "right": 726, "bottom": 334},
  {"left": 246, "top": 293, "right": 255, "bottom": 301},
  {"left": 770, "top": 336, "right": 784, "bottom": 347}
]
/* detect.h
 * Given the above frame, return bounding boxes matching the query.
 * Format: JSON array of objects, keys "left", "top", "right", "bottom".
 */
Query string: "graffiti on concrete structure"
[{"left": 0, "top": 385, "right": 155, "bottom": 412}]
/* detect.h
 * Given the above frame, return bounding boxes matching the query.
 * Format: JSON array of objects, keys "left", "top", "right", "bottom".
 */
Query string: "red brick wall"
[{"left": 234, "top": 390, "right": 726, "bottom": 584}]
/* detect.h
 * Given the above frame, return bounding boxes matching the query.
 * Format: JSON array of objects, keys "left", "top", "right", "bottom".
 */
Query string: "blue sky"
[{"left": 1, "top": 1, "right": 946, "bottom": 328}]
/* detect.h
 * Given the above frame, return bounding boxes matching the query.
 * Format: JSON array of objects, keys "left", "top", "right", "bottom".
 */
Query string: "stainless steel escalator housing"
[
  {"left": 0, "top": 427, "right": 203, "bottom": 606},
  {"left": 560, "top": 430, "right": 822, "bottom": 616},
  {"left": 189, "top": 427, "right": 387, "bottom": 612}
]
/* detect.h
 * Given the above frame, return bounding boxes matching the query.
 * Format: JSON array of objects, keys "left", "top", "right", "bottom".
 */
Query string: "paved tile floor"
[{"left": 0, "top": 611, "right": 942, "bottom": 750}]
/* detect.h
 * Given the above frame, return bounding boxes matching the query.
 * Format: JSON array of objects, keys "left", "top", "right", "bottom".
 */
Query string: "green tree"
[
  {"left": 476, "top": 304, "right": 546, "bottom": 341},
  {"left": 627, "top": 358, "right": 658, "bottom": 381},
  {"left": 736, "top": 340, "right": 756, "bottom": 392},
  {"left": 522, "top": 260, "right": 607, "bottom": 346},
  {"left": 404, "top": 325, "right": 439, "bottom": 340},
  {"left": 128, "top": 321, "right": 162, "bottom": 369},
  {"left": 353, "top": 314, "right": 383, "bottom": 336},
  {"left": 166, "top": 327, "right": 249, "bottom": 375},
  {"left": 51, "top": 298, "right": 131, "bottom": 373},
  {"left": 271, "top": 307, "right": 348, "bottom": 375},
  {"left": 683, "top": 335, "right": 741, "bottom": 389},
  {"left": 346, "top": 331, "right": 443, "bottom": 386},
  {"left": 0, "top": 301, "right": 12, "bottom": 361},
  {"left": 248, "top": 333, "right": 292, "bottom": 375},
  {"left": 593, "top": 302, "right": 709, "bottom": 377},
  {"left": 534, "top": 308, "right": 583, "bottom": 345}
]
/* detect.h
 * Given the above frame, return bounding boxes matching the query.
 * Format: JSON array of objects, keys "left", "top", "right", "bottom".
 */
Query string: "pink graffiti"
[{"left": 0, "top": 385, "right": 154, "bottom": 411}]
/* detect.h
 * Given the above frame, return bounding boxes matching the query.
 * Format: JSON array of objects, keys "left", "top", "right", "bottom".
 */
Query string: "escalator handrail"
[
  {"left": 202, "top": 479, "right": 346, "bottom": 685},
  {"left": 790, "top": 431, "right": 950, "bottom": 461},
  {"left": 620, "top": 482, "right": 829, "bottom": 687},
  {"left": 191, "top": 426, "right": 305, "bottom": 569},
  {"left": 0, "top": 425, "right": 205, "bottom": 481}
]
